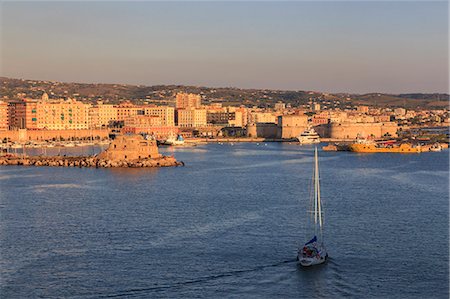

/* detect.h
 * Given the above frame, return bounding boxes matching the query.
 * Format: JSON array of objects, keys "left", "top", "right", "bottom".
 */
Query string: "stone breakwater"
[{"left": 0, "top": 155, "right": 184, "bottom": 168}]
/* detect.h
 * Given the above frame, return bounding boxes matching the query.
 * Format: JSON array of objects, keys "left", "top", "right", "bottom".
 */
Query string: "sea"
[{"left": 0, "top": 143, "right": 448, "bottom": 298}]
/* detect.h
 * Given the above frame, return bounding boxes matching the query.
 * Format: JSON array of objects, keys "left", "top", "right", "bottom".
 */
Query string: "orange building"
[
  {"left": 175, "top": 92, "right": 201, "bottom": 109},
  {"left": 116, "top": 101, "right": 141, "bottom": 121},
  {"left": 248, "top": 111, "right": 277, "bottom": 124},
  {"left": 8, "top": 97, "right": 90, "bottom": 130},
  {"left": 0, "top": 101, "right": 8, "bottom": 130},
  {"left": 124, "top": 115, "right": 162, "bottom": 128},
  {"left": 8, "top": 99, "right": 38, "bottom": 130},
  {"left": 176, "top": 108, "right": 207, "bottom": 127},
  {"left": 143, "top": 105, "right": 175, "bottom": 126},
  {"left": 36, "top": 98, "right": 90, "bottom": 130},
  {"left": 97, "top": 135, "right": 161, "bottom": 161}
]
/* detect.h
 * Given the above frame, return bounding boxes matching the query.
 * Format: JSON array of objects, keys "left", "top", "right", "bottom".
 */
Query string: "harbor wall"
[
  {"left": 328, "top": 122, "right": 398, "bottom": 139},
  {"left": 247, "top": 123, "right": 278, "bottom": 138}
]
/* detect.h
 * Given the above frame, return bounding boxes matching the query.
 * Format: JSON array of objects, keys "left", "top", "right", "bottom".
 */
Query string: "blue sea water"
[{"left": 0, "top": 143, "right": 448, "bottom": 298}]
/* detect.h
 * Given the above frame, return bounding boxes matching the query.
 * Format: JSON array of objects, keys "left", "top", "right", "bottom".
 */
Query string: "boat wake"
[
  {"left": 97, "top": 259, "right": 298, "bottom": 298},
  {"left": 0, "top": 174, "right": 41, "bottom": 180}
]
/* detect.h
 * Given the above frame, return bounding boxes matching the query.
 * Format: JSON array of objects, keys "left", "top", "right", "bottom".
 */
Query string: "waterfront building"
[
  {"left": 0, "top": 101, "right": 9, "bottom": 130},
  {"left": 328, "top": 122, "right": 398, "bottom": 139},
  {"left": 248, "top": 111, "right": 277, "bottom": 124},
  {"left": 229, "top": 110, "right": 243, "bottom": 127},
  {"left": 207, "top": 110, "right": 232, "bottom": 125},
  {"left": 36, "top": 98, "right": 90, "bottom": 130},
  {"left": 116, "top": 101, "right": 140, "bottom": 121},
  {"left": 206, "top": 107, "right": 243, "bottom": 127},
  {"left": 277, "top": 115, "right": 309, "bottom": 139},
  {"left": 121, "top": 114, "right": 178, "bottom": 137},
  {"left": 175, "top": 92, "right": 201, "bottom": 109},
  {"left": 329, "top": 111, "right": 348, "bottom": 123},
  {"left": 247, "top": 123, "right": 278, "bottom": 138},
  {"left": 88, "top": 106, "right": 100, "bottom": 129},
  {"left": 97, "top": 134, "right": 161, "bottom": 161},
  {"left": 8, "top": 99, "right": 39, "bottom": 130},
  {"left": 96, "top": 103, "right": 117, "bottom": 127},
  {"left": 8, "top": 93, "right": 91, "bottom": 131},
  {"left": 236, "top": 107, "right": 248, "bottom": 127},
  {"left": 176, "top": 108, "right": 207, "bottom": 127},
  {"left": 124, "top": 115, "right": 163, "bottom": 128},
  {"left": 143, "top": 105, "right": 175, "bottom": 126},
  {"left": 312, "top": 111, "right": 330, "bottom": 125}
]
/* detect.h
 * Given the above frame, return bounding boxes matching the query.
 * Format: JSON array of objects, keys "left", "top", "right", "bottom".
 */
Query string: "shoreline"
[
  {"left": 0, "top": 155, "right": 184, "bottom": 168},
  {"left": 184, "top": 138, "right": 356, "bottom": 143}
]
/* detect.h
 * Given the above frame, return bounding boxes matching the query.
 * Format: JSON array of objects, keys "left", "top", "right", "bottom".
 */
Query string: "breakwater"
[{"left": 0, "top": 155, "right": 184, "bottom": 168}]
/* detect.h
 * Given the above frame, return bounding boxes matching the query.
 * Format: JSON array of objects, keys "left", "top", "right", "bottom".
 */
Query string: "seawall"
[{"left": 0, "top": 155, "right": 184, "bottom": 168}]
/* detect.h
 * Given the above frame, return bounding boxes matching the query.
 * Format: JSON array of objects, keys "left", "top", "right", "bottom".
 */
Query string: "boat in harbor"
[
  {"left": 429, "top": 143, "right": 443, "bottom": 152},
  {"left": 163, "top": 133, "right": 185, "bottom": 146},
  {"left": 298, "top": 147, "right": 328, "bottom": 267},
  {"left": 349, "top": 142, "right": 421, "bottom": 153},
  {"left": 297, "top": 127, "right": 321, "bottom": 145}
]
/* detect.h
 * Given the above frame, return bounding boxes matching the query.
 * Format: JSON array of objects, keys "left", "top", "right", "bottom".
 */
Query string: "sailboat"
[{"left": 297, "top": 147, "right": 328, "bottom": 266}]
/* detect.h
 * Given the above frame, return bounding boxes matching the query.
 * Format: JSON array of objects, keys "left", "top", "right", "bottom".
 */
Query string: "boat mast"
[
  {"left": 316, "top": 147, "right": 323, "bottom": 239},
  {"left": 314, "top": 147, "right": 318, "bottom": 236}
]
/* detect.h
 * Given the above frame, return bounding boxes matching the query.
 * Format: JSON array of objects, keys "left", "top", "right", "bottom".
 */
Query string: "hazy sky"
[{"left": 1, "top": 1, "right": 448, "bottom": 93}]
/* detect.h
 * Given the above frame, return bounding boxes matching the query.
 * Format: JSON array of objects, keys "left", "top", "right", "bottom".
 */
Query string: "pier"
[{"left": 0, "top": 155, "right": 183, "bottom": 168}]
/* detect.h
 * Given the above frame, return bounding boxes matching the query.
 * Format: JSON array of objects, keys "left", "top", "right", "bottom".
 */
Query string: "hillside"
[{"left": 0, "top": 77, "right": 448, "bottom": 109}]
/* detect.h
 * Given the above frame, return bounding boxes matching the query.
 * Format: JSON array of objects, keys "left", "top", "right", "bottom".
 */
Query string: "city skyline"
[{"left": 1, "top": 1, "right": 448, "bottom": 94}]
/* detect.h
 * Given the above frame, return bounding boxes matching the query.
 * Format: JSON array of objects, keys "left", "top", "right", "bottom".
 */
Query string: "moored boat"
[
  {"left": 349, "top": 142, "right": 421, "bottom": 153},
  {"left": 429, "top": 143, "right": 443, "bottom": 152},
  {"left": 163, "top": 133, "right": 185, "bottom": 146},
  {"left": 297, "top": 127, "right": 320, "bottom": 145}
]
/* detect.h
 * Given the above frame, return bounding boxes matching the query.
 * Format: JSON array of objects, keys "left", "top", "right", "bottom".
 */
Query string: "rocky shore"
[{"left": 0, "top": 155, "right": 184, "bottom": 168}]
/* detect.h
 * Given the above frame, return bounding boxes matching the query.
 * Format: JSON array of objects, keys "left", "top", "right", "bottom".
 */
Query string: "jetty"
[{"left": 0, "top": 135, "right": 184, "bottom": 168}]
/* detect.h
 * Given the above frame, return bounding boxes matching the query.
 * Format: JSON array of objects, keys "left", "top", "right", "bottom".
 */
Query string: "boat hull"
[
  {"left": 299, "top": 139, "right": 320, "bottom": 145},
  {"left": 349, "top": 143, "right": 421, "bottom": 153},
  {"left": 298, "top": 254, "right": 327, "bottom": 267}
]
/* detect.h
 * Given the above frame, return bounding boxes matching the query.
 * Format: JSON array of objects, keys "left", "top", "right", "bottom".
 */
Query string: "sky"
[{"left": 1, "top": 1, "right": 448, "bottom": 94}]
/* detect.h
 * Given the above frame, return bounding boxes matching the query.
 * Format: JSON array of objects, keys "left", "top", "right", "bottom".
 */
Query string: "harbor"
[
  {"left": 0, "top": 135, "right": 183, "bottom": 168},
  {"left": 1, "top": 142, "right": 448, "bottom": 298}
]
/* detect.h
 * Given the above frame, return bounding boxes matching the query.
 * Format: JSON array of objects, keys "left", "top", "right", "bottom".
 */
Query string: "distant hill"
[
  {"left": 348, "top": 93, "right": 449, "bottom": 109},
  {"left": 0, "top": 77, "right": 448, "bottom": 109}
]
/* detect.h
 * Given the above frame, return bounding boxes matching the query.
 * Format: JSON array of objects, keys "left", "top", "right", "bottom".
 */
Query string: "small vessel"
[
  {"left": 322, "top": 143, "right": 338, "bottom": 151},
  {"left": 429, "top": 143, "right": 443, "bottom": 152},
  {"left": 298, "top": 147, "right": 328, "bottom": 267},
  {"left": 164, "top": 133, "right": 185, "bottom": 146},
  {"left": 297, "top": 127, "right": 321, "bottom": 145},
  {"left": 349, "top": 142, "right": 421, "bottom": 153}
]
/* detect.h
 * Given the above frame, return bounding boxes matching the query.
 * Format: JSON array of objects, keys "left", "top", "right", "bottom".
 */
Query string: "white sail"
[
  {"left": 298, "top": 146, "right": 328, "bottom": 266},
  {"left": 316, "top": 147, "right": 323, "bottom": 237}
]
